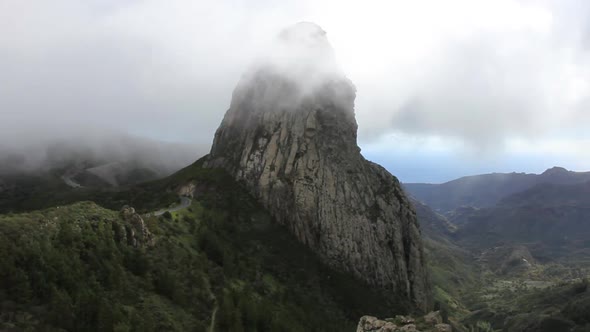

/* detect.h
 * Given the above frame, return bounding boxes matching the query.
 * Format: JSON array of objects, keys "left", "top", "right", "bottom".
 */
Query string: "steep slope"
[
  {"left": 205, "top": 22, "right": 431, "bottom": 311},
  {"left": 0, "top": 161, "right": 407, "bottom": 331},
  {"left": 412, "top": 199, "right": 476, "bottom": 326},
  {"left": 404, "top": 167, "right": 590, "bottom": 213},
  {"left": 499, "top": 180, "right": 590, "bottom": 208},
  {"left": 412, "top": 198, "right": 457, "bottom": 242}
]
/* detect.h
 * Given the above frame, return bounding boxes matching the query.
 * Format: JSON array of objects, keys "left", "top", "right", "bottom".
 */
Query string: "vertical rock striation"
[{"left": 205, "top": 22, "right": 431, "bottom": 311}]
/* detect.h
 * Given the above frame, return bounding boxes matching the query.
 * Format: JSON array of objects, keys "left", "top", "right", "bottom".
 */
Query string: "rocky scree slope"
[
  {"left": 357, "top": 311, "right": 453, "bottom": 332},
  {"left": 205, "top": 22, "right": 431, "bottom": 311}
]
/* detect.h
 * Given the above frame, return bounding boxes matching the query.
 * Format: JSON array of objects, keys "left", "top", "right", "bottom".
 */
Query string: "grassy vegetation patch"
[{"left": 0, "top": 161, "right": 406, "bottom": 331}]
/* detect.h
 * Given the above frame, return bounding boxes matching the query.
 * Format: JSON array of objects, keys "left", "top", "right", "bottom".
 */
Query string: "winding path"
[
  {"left": 61, "top": 173, "right": 82, "bottom": 188},
  {"left": 152, "top": 196, "right": 192, "bottom": 216}
]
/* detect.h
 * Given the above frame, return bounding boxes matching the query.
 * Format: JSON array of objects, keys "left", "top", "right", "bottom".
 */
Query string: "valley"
[
  {"left": 407, "top": 168, "right": 590, "bottom": 331},
  {"left": 2, "top": 152, "right": 589, "bottom": 331},
  {"left": 2, "top": 9, "right": 590, "bottom": 331},
  {"left": 0, "top": 160, "right": 411, "bottom": 331}
]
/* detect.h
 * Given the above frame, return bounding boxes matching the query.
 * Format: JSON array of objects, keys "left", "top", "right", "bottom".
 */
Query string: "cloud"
[
  {"left": 1, "top": 0, "right": 590, "bottom": 168},
  {"left": 342, "top": 0, "right": 590, "bottom": 150},
  {"left": 389, "top": 35, "right": 562, "bottom": 149}
]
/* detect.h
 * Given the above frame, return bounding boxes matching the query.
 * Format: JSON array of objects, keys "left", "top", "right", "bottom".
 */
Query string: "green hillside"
[{"left": 0, "top": 161, "right": 404, "bottom": 331}]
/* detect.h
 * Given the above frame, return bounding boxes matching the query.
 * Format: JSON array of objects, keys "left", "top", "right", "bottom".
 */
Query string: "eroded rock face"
[
  {"left": 205, "top": 22, "right": 431, "bottom": 311},
  {"left": 120, "top": 206, "right": 154, "bottom": 247},
  {"left": 177, "top": 182, "right": 196, "bottom": 198},
  {"left": 356, "top": 316, "right": 398, "bottom": 332},
  {"left": 356, "top": 313, "right": 452, "bottom": 332}
]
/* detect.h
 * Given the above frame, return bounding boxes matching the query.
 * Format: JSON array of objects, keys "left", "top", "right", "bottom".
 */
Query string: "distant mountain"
[
  {"left": 412, "top": 177, "right": 590, "bottom": 331},
  {"left": 0, "top": 134, "right": 205, "bottom": 213},
  {"left": 453, "top": 181, "right": 590, "bottom": 261},
  {"left": 404, "top": 167, "right": 590, "bottom": 213},
  {"left": 499, "top": 180, "right": 590, "bottom": 208},
  {"left": 0, "top": 133, "right": 203, "bottom": 184}
]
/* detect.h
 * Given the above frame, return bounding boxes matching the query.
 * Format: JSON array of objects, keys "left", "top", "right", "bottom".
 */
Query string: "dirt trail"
[{"left": 152, "top": 196, "right": 192, "bottom": 216}]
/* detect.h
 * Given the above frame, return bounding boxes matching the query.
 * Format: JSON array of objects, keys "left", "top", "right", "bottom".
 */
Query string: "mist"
[
  {"left": 0, "top": 129, "right": 205, "bottom": 176},
  {"left": 2, "top": 0, "right": 590, "bottom": 181}
]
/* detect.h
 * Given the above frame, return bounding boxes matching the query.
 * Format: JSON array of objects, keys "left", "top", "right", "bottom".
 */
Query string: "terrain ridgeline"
[{"left": 205, "top": 22, "right": 432, "bottom": 311}]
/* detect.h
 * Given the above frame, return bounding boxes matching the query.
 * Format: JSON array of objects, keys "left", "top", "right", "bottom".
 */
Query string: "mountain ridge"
[
  {"left": 205, "top": 22, "right": 432, "bottom": 311},
  {"left": 404, "top": 167, "right": 590, "bottom": 213}
]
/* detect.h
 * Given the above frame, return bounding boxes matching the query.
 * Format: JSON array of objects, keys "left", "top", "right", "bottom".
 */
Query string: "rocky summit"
[{"left": 205, "top": 22, "right": 431, "bottom": 311}]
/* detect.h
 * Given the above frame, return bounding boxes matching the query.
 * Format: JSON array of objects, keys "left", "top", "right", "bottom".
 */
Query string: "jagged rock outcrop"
[
  {"left": 205, "top": 22, "right": 431, "bottom": 311},
  {"left": 177, "top": 182, "right": 196, "bottom": 197},
  {"left": 119, "top": 205, "right": 154, "bottom": 247},
  {"left": 357, "top": 316, "right": 398, "bottom": 332},
  {"left": 357, "top": 312, "right": 452, "bottom": 332}
]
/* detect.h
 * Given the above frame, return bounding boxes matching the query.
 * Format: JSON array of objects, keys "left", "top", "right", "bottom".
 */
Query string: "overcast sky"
[{"left": 1, "top": 0, "right": 589, "bottom": 182}]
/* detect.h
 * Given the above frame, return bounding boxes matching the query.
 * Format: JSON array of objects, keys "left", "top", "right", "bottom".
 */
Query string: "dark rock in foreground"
[{"left": 357, "top": 311, "right": 452, "bottom": 332}]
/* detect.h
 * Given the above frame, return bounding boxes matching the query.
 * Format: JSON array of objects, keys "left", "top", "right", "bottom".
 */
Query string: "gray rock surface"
[
  {"left": 356, "top": 313, "right": 452, "bottom": 332},
  {"left": 205, "top": 22, "right": 431, "bottom": 311},
  {"left": 423, "top": 311, "right": 443, "bottom": 325},
  {"left": 120, "top": 205, "right": 154, "bottom": 247},
  {"left": 356, "top": 316, "right": 397, "bottom": 332}
]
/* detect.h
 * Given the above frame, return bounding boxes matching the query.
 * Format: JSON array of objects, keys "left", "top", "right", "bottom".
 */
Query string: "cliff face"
[{"left": 205, "top": 22, "right": 431, "bottom": 311}]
